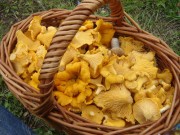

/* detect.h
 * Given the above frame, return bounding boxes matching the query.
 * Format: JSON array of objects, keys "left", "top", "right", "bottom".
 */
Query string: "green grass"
[{"left": 0, "top": 0, "right": 179, "bottom": 135}]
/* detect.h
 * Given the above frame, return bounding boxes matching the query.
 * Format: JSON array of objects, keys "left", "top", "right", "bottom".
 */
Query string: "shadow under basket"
[{"left": 0, "top": 0, "right": 179, "bottom": 135}]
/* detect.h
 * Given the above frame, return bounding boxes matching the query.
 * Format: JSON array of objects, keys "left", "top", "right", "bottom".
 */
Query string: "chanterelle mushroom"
[
  {"left": 157, "top": 69, "right": 173, "bottom": 84},
  {"left": 81, "top": 105, "right": 104, "bottom": 124},
  {"left": 94, "top": 84, "right": 134, "bottom": 123},
  {"left": 103, "top": 115, "right": 125, "bottom": 127},
  {"left": 119, "top": 37, "right": 144, "bottom": 55},
  {"left": 133, "top": 98, "right": 161, "bottom": 124}
]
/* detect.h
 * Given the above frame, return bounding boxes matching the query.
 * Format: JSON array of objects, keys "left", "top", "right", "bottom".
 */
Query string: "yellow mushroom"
[
  {"left": 124, "top": 72, "right": 149, "bottom": 93},
  {"left": 79, "top": 60, "right": 91, "bottom": 83},
  {"left": 81, "top": 105, "right": 104, "bottom": 124},
  {"left": 70, "top": 98, "right": 81, "bottom": 109},
  {"left": 100, "top": 57, "right": 118, "bottom": 77},
  {"left": 157, "top": 69, "right": 173, "bottom": 84},
  {"left": 79, "top": 20, "right": 94, "bottom": 31},
  {"left": 37, "top": 26, "right": 57, "bottom": 49},
  {"left": 28, "top": 71, "right": 40, "bottom": 90},
  {"left": 65, "top": 61, "right": 81, "bottom": 76},
  {"left": 130, "top": 51, "right": 158, "bottom": 79},
  {"left": 56, "top": 81, "right": 66, "bottom": 92},
  {"left": 77, "top": 88, "right": 92, "bottom": 104},
  {"left": 144, "top": 79, "right": 159, "bottom": 89},
  {"left": 136, "top": 75, "right": 149, "bottom": 91},
  {"left": 94, "top": 84, "right": 133, "bottom": 109},
  {"left": 59, "top": 46, "right": 80, "bottom": 71},
  {"left": 10, "top": 41, "right": 30, "bottom": 76},
  {"left": 119, "top": 37, "right": 145, "bottom": 55},
  {"left": 95, "top": 19, "right": 115, "bottom": 47},
  {"left": 71, "top": 29, "right": 94, "bottom": 49},
  {"left": 79, "top": 52, "right": 104, "bottom": 76},
  {"left": 133, "top": 98, "right": 161, "bottom": 124},
  {"left": 16, "top": 30, "right": 41, "bottom": 51},
  {"left": 146, "top": 86, "right": 167, "bottom": 104},
  {"left": 134, "top": 90, "right": 147, "bottom": 102},
  {"left": 164, "top": 87, "right": 174, "bottom": 106},
  {"left": 54, "top": 60, "right": 92, "bottom": 110},
  {"left": 27, "top": 51, "right": 37, "bottom": 73},
  {"left": 113, "top": 55, "right": 135, "bottom": 76},
  {"left": 90, "top": 76, "right": 103, "bottom": 85},
  {"left": 151, "top": 97, "right": 163, "bottom": 109},
  {"left": 158, "top": 79, "right": 171, "bottom": 91},
  {"left": 94, "top": 84, "right": 134, "bottom": 123},
  {"left": 64, "top": 79, "right": 86, "bottom": 97},
  {"left": 35, "top": 45, "right": 47, "bottom": 70},
  {"left": 130, "top": 51, "right": 155, "bottom": 61},
  {"left": 54, "top": 71, "right": 73, "bottom": 83},
  {"left": 103, "top": 115, "right": 125, "bottom": 127},
  {"left": 54, "top": 91, "right": 72, "bottom": 106},
  {"left": 96, "top": 84, "right": 106, "bottom": 94},
  {"left": 124, "top": 80, "right": 138, "bottom": 90},
  {"left": 28, "top": 16, "right": 43, "bottom": 40},
  {"left": 105, "top": 74, "right": 124, "bottom": 90}
]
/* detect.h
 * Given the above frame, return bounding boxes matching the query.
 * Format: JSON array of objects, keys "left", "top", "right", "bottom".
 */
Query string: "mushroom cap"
[
  {"left": 37, "top": 26, "right": 57, "bottom": 48},
  {"left": 94, "top": 84, "right": 134, "bottom": 123},
  {"left": 103, "top": 115, "right": 125, "bottom": 127},
  {"left": 35, "top": 45, "right": 47, "bottom": 69},
  {"left": 119, "top": 37, "right": 144, "bottom": 55},
  {"left": 28, "top": 16, "right": 43, "bottom": 40},
  {"left": 133, "top": 98, "right": 161, "bottom": 124},
  {"left": 157, "top": 69, "right": 173, "bottom": 84},
  {"left": 95, "top": 19, "right": 115, "bottom": 47},
  {"left": 28, "top": 71, "right": 40, "bottom": 90},
  {"left": 125, "top": 80, "right": 138, "bottom": 90},
  {"left": 100, "top": 57, "right": 118, "bottom": 77},
  {"left": 94, "top": 85, "right": 133, "bottom": 111},
  {"left": 159, "top": 79, "right": 171, "bottom": 91},
  {"left": 59, "top": 47, "right": 80, "bottom": 71},
  {"left": 130, "top": 51, "right": 158, "bottom": 79},
  {"left": 16, "top": 30, "right": 41, "bottom": 51},
  {"left": 134, "top": 90, "right": 147, "bottom": 102},
  {"left": 79, "top": 20, "right": 94, "bottom": 31},
  {"left": 71, "top": 29, "right": 94, "bottom": 49},
  {"left": 79, "top": 52, "right": 104, "bottom": 76},
  {"left": 105, "top": 74, "right": 124, "bottom": 90},
  {"left": 53, "top": 91, "right": 73, "bottom": 106},
  {"left": 81, "top": 105, "right": 104, "bottom": 124}
]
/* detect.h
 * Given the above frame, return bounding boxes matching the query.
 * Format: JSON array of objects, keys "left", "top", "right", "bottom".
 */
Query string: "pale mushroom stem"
[
  {"left": 111, "top": 38, "right": 124, "bottom": 56},
  {"left": 160, "top": 105, "right": 170, "bottom": 113},
  {"left": 111, "top": 38, "right": 120, "bottom": 48}
]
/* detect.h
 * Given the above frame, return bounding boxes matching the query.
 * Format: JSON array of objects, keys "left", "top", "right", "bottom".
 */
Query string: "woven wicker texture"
[{"left": 0, "top": 0, "right": 179, "bottom": 134}]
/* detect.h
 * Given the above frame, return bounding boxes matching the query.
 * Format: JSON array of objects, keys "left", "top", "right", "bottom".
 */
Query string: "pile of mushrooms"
[
  {"left": 54, "top": 20, "right": 174, "bottom": 127},
  {"left": 10, "top": 17, "right": 174, "bottom": 127}
]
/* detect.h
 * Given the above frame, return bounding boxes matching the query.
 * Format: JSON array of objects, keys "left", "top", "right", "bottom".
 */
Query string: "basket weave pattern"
[{"left": 0, "top": 0, "right": 179, "bottom": 134}]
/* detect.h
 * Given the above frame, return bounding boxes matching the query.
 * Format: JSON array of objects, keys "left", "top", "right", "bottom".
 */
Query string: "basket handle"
[
  {"left": 38, "top": 0, "right": 124, "bottom": 115},
  {"left": 39, "top": 0, "right": 124, "bottom": 90}
]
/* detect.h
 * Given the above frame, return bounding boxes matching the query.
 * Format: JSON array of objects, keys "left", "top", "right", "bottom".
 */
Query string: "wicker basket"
[{"left": 0, "top": 0, "right": 179, "bottom": 135}]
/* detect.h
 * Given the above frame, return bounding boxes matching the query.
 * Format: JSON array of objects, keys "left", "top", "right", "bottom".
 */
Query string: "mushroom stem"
[
  {"left": 111, "top": 38, "right": 124, "bottom": 56},
  {"left": 160, "top": 105, "right": 170, "bottom": 113},
  {"left": 111, "top": 38, "right": 120, "bottom": 48},
  {"left": 147, "top": 85, "right": 156, "bottom": 92}
]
